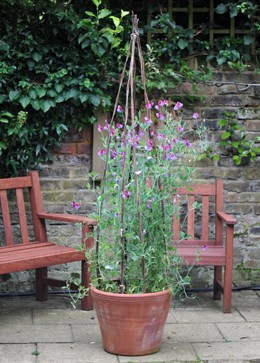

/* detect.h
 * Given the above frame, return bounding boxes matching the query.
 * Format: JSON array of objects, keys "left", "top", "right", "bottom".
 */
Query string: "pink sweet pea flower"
[
  {"left": 97, "top": 124, "right": 103, "bottom": 132},
  {"left": 174, "top": 102, "right": 183, "bottom": 111},
  {"left": 103, "top": 119, "right": 109, "bottom": 130},
  {"left": 177, "top": 125, "right": 184, "bottom": 132},
  {"left": 117, "top": 105, "right": 123, "bottom": 113},
  {"left": 193, "top": 112, "right": 199, "bottom": 119},
  {"left": 98, "top": 149, "right": 106, "bottom": 157},
  {"left": 116, "top": 123, "right": 123, "bottom": 129},
  {"left": 145, "top": 101, "right": 154, "bottom": 109}
]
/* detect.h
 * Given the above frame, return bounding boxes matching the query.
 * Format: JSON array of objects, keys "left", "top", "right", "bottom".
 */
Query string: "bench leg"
[
  {"left": 223, "top": 265, "right": 232, "bottom": 313},
  {"left": 213, "top": 266, "right": 222, "bottom": 300},
  {"left": 80, "top": 260, "right": 93, "bottom": 311},
  {"left": 36, "top": 267, "right": 48, "bottom": 301}
]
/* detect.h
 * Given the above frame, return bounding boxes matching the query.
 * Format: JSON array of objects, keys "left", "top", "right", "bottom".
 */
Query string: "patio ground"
[{"left": 0, "top": 290, "right": 260, "bottom": 363}]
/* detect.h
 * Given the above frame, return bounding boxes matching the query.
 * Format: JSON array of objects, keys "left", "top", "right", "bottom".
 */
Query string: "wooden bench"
[
  {"left": 0, "top": 171, "right": 96, "bottom": 310},
  {"left": 173, "top": 179, "right": 237, "bottom": 313}
]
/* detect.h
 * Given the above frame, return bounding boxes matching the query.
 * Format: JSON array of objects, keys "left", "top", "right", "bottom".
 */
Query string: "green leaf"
[
  {"left": 31, "top": 100, "right": 41, "bottom": 111},
  {"left": 213, "top": 155, "right": 220, "bottom": 161},
  {"left": 1, "top": 111, "right": 14, "bottom": 118},
  {"left": 32, "top": 52, "right": 42, "bottom": 62},
  {"left": 98, "top": 9, "right": 112, "bottom": 20},
  {"left": 109, "top": 16, "right": 120, "bottom": 28},
  {"left": 243, "top": 34, "right": 254, "bottom": 45},
  {"left": 216, "top": 4, "right": 227, "bottom": 14},
  {"left": 54, "top": 84, "right": 64, "bottom": 93},
  {"left": 36, "top": 87, "right": 46, "bottom": 98},
  {"left": 40, "top": 100, "right": 52, "bottom": 113},
  {"left": 89, "top": 94, "right": 100, "bottom": 107},
  {"left": 56, "top": 95, "right": 64, "bottom": 103},
  {"left": 29, "top": 89, "right": 37, "bottom": 100},
  {"left": 231, "top": 141, "right": 239, "bottom": 148},
  {"left": 218, "top": 119, "right": 227, "bottom": 127},
  {"left": 20, "top": 96, "right": 30, "bottom": 108},
  {"left": 92, "top": 0, "right": 101, "bottom": 8},
  {"left": 221, "top": 132, "right": 231, "bottom": 140},
  {"left": 79, "top": 93, "right": 88, "bottom": 103},
  {"left": 85, "top": 11, "right": 95, "bottom": 17},
  {"left": 177, "top": 39, "right": 188, "bottom": 50},
  {"left": 9, "top": 90, "right": 21, "bottom": 101},
  {"left": 65, "top": 89, "right": 79, "bottom": 100},
  {"left": 121, "top": 10, "right": 129, "bottom": 18},
  {"left": 217, "top": 57, "right": 226, "bottom": 65},
  {"left": 47, "top": 90, "right": 57, "bottom": 98}
]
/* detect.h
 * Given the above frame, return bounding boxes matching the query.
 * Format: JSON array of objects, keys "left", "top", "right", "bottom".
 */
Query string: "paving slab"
[
  {"left": 118, "top": 342, "right": 197, "bottom": 362},
  {"left": 0, "top": 308, "right": 32, "bottom": 325},
  {"left": 33, "top": 308, "right": 98, "bottom": 325},
  {"left": 238, "top": 308, "right": 260, "bottom": 322},
  {"left": 217, "top": 322, "right": 260, "bottom": 341},
  {"left": 37, "top": 343, "right": 118, "bottom": 363},
  {"left": 172, "top": 307, "right": 245, "bottom": 323},
  {"left": 0, "top": 324, "right": 73, "bottom": 344},
  {"left": 193, "top": 341, "right": 260, "bottom": 361},
  {"left": 0, "top": 344, "right": 37, "bottom": 363},
  {"left": 164, "top": 322, "right": 225, "bottom": 343},
  {"left": 71, "top": 324, "right": 103, "bottom": 345}
]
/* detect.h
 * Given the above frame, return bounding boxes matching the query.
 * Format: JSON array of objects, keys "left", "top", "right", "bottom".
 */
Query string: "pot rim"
[{"left": 90, "top": 285, "right": 172, "bottom": 298}]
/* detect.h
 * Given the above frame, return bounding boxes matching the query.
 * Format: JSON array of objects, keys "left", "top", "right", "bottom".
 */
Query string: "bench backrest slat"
[
  {"left": 16, "top": 188, "right": 30, "bottom": 244},
  {"left": 0, "top": 190, "right": 14, "bottom": 246},
  {"left": 173, "top": 179, "right": 223, "bottom": 244}
]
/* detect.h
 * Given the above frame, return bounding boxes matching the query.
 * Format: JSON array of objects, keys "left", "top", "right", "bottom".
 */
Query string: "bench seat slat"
[{"left": 0, "top": 242, "right": 84, "bottom": 274}]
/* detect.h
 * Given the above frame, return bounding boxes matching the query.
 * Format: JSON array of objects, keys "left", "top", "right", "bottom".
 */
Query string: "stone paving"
[{"left": 0, "top": 290, "right": 260, "bottom": 363}]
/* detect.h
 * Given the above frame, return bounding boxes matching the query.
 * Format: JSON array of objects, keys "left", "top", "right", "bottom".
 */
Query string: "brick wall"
[{"left": 1, "top": 71, "right": 259, "bottom": 293}]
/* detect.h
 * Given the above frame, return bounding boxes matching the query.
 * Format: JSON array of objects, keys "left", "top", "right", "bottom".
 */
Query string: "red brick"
[
  {"left": 58, "top": 143, "right": 77, "bottom": 154},
  {"left": 77, "top": 143, "right": 91, "bottom": 154}
]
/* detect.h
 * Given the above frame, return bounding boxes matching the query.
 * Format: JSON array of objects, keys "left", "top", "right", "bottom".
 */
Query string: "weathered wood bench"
[
  {"left": 0, "top": 171, "right": 96, "bottom": 310},
  {"left": 173, "top": 179, "right": 237, "bottom": 313}
]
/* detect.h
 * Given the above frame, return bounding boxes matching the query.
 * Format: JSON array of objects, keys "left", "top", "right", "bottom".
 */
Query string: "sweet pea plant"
[{"left": 88, "top": 98, "right": 203, "bottom": 296}]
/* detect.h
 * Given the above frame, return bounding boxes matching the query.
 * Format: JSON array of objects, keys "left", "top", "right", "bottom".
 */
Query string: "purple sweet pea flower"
[
  {"left": 170, "top": 153, "right": 177, "bottom": 160},
  {"left": 97, "top": 124, "right": 103, "bottom": 132},
  {"left": 156, "top": 112, "right": 165, "bottom": 121},
  {"left": 71, "top": 201, "right": 80, "bottom": 210},
  {"left": 122, "top": 189, "right": 131, "bottom": 199},
  {"left": 144, "top": 117, "right": 152, "bottom": 124},
  {"left": 193, "top": 112, "right": 199, "bottom": 119},
  {"left": 117, "top": 105, "right": 123, "bottom": 113}
]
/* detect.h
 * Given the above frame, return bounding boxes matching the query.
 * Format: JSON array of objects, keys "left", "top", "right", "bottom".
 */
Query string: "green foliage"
[
  {"left": 201, "top": 111, "right": 259, "bottom": 165},
  {"left": 218, "top": 111, "right": 259, "bottom": 165},
  {"left": 0, "top": 0, "right": 129, "bottom": 177},
  {"left": 84, "top": 98, "right": 207, "bottom": 295},
  {"left": 148, "top": 2, "right": 259, "bottom": 71}
]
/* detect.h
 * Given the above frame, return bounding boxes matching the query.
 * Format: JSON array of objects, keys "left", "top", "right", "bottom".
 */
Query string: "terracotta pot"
[{"left": 91, "top": 285, "right": 172, "bottom": 356}]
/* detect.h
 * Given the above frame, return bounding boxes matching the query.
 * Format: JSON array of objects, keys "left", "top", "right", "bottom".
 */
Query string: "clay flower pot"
[{"left": 91, "top": 285, "right": 172, "bottom": 356}]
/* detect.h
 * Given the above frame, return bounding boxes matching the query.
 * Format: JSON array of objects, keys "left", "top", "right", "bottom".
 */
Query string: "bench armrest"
[
  {"left": 38, "top": 212, "right": 97, "bottom": 226},
  {"left": 217, "top": 211, "right": 237, "bottom": 225}
]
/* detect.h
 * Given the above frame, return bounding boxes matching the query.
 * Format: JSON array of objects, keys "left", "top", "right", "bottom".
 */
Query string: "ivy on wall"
[{"left": 0, "top": 0, "right": 130, "bottom": 177}]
